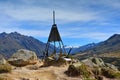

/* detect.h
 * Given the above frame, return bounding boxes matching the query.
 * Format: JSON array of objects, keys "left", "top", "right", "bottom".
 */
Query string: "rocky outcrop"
[
  {"left": 82, "top": 57, "right": 105, "bottom": 67},
  {"left": 82, "top": 57, "right": 118, "bottom": 71},
  {"left": 66, "top": 57, "right": 120, "bottom": 79},
  {"left": 8, "top": 49, "right": 38, "bottom": 66},
  {"left": 0, "top": 32, "right": 46, "bottom": 58}
]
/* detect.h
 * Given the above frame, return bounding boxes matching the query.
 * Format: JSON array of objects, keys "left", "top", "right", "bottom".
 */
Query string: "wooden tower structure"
[{"left": 44, "top": 11, "right": 66, "bottom": 58}]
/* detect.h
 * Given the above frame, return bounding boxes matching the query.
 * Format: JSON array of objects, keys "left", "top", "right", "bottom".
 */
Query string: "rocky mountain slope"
[
  {"left": 90, "top": 34, "right": 120, "bottom": 54},
  {"left": 75, "top": 34, "right": 120, "bottom": 57},
  {"left": 0, "top": 32, "right": 46, "bottom": 58}
]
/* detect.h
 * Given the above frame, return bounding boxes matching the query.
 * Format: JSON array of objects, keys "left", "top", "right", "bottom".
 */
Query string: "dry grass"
[
  {"left": 99, "top": 52, "right": 120, "bottom": 58},
  {"left": 0, "top": 63, "right": 12, "bottom": 73},
  {"left": 92, "top": 67, "right": 120, "bottom": 79},
  {"left": 0, "top": 62, "right": 119, "bottom": 80},
  {"left": 0, "top": 75, "right": 12, "bottom": 80},
  {"left": 101, "top": 68, "right": 120, "bottom": 78},
  {"left": 66, "top": 63, "right": 92, "bottom": 79},
  {"left": 0, "top": 65, "right": 83, "bottom": 80},
  {"left": 43, "top": 57, "right": 67, "bottom": 67}
]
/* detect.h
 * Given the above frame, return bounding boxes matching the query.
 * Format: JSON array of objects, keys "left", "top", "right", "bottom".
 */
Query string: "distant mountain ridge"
[
  {"left": 64, "top": 43, "right": 97, "bottom": 54},
  {"left": 75, "top": 34, "right": 120, "bottom": 59},
  {"left": 0, "top": 32, "right": 46, "bottom": 58},
  {"left": 72, "top": 43, "right": 97, "bottom": 54},
  {"left": 89, "top": 34, "right": 120, "bottom": 54},
  {"left": 1, "top": 32, "right": 120, "bottom": 59}
]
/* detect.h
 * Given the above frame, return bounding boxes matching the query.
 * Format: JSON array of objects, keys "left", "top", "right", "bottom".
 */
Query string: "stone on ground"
[{"left": 8, "top": 49, "right": 38, "bottom": 66}]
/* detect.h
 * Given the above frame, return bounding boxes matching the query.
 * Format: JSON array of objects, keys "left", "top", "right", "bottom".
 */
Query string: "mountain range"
[
  {"left": 74, "top": 34, "right": 120, "bottom": 60},
  {"left": 65, "top": 43, "right": 97, "bottom": 54},
  {"left": 0, "top": 32, "right": 46, "bottom": 58},
  {"left": 0, "top": 32, "right": 120, "bottom": 60}
]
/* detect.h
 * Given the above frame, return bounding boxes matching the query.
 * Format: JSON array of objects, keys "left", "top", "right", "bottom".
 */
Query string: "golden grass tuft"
[
  {"left": 0, "top": 63, "right": 12, "bottom": 73},
  {"left": 43, "top": 57, "right": 67, "bottom": 67},
  {"left": 66, "top": 63, "right": 91, "bottom": 78},
  {"left": 101, "top": 68, "right": 120, "bottom": 78}
]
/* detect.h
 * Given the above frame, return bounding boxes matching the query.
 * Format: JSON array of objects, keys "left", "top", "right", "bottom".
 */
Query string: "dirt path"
[
  {"left": 0, "top": 64, "right": 118, "bottom": 80},
  {"left": 0, "top": 65, "right": 82, "bottom": 80}
]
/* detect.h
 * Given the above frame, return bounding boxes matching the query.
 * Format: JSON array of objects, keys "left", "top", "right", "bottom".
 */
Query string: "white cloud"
[
  {"left": 3, "top": 7, "right": 101, "bottom": 23},
  {"left": 0, "top": 27, "right": 49, "bottom": 38},
  {"left": 0, "top": 0, "right": 120, "bottom": 45},
  {"left": 5, "top": 8, "right": 51, "bottom": 21},
  {"left": 0, "top": 0, "right": 105, "bottom": 23},
  {"left": 104, "top": 0, "right": 120, "bottom": 10},
  {"left": 61, "top": 31, "right": 111, "bottom": 41}
]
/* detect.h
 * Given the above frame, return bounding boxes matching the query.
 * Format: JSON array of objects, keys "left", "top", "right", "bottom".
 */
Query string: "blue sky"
[{"left": 0, "top": 0, "right": 120, "bottom": 46}]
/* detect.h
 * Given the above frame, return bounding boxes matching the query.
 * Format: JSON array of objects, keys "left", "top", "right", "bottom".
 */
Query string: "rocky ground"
[
  {"left": 0, "top": 62, "right": 82, "bottom": 80},
  {"left": 0, "top": 49, "right": 119, "bottom": 80},
  {"left": 0, "top": 63, "right": 118, "bottom": 80}
]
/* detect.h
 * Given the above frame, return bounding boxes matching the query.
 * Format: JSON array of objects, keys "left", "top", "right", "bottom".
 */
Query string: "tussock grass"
[
  {"left": 44, "top": 57, "right": 67, "bottom": 67},
  {"left": 101, "top": 68, "right": 120, "bottom": 78},
  {"left": 66, "top": 63, "right": 91, "bottom": 78},
  {"left": 0, "top": 63, "right": 12, "bottom": 73}
]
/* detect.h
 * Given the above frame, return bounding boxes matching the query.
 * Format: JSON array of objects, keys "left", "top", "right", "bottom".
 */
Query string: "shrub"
[{"left": 0, "top": 63, "right": 12, "bottom": 73}]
